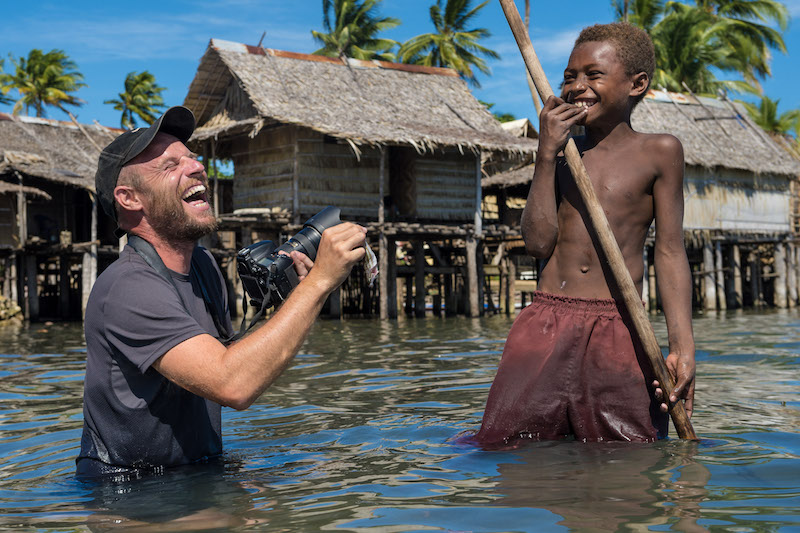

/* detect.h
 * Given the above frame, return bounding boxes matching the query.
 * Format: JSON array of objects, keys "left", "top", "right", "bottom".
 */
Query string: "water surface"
[{"left": 0, "top": 310, "right": 798, "bottom": 531}]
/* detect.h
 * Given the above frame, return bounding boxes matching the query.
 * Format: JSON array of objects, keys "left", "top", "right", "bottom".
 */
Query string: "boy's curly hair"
[{"left": 574, "top": 22, "right": 655, "bottom": 104}]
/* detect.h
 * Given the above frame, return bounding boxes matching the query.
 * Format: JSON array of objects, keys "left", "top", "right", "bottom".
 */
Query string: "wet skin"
[{"left": 522, "top": 40, "right": 695, "bottom": 414}]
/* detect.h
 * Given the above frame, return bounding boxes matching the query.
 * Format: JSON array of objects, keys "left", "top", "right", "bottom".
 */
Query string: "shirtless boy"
[{"left": 476, "top": 23, "right": 695, "bottom": 444}]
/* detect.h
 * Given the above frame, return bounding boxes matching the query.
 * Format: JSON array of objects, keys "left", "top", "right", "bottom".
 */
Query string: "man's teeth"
[
  {"left": 575, "top": 101, "right": 594, "bottom": 108},
  {"left": 182, "top": 184, "right": 206, "bottom": 200}
]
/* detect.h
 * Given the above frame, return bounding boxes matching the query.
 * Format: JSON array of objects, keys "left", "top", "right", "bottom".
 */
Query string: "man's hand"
[
  {"left": 306, "top": 222, "right": 367, "bottom": 293},
  {"left": 653, "top": 352, "right": 695, "bottom": 418},
  {"left": 288, "top": 251, "right": 313, "bottom": 281}
]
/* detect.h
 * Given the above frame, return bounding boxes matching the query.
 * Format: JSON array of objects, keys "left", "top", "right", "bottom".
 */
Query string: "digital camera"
[{"left": 237, "top": 206, "right": 342, "bottom": 310}]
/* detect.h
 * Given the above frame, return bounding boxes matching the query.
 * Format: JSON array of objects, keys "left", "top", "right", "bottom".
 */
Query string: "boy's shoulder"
[{"left": 632, "top": 130, "right": 683, "bottom": 155}]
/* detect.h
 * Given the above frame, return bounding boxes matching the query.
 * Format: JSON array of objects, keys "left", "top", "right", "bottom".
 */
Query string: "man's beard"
[{"left": 145, "top": 190, "right": 217, "bottom": 244}]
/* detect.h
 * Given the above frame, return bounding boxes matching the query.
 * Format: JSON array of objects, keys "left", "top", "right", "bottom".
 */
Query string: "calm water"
[{"left": 0, "top": 310, "right": 798, "bottom": 532}]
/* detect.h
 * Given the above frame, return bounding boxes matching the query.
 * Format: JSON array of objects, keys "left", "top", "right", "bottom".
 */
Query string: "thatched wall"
[
  {"left": 684, "top": 167, "right": 791, "bottom": 233},
  {"left": 231, "top": 124, "right": 479, "bottom": 222}
]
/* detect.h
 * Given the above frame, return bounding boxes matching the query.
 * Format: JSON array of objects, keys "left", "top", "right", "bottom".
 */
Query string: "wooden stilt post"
[
  {"left": 378, "top": 147, "right": 388, "bottom": 319},
  {"left": 59, "top": 255, "right": 70, "bottom": 318},
  {"left": 795, "top": 245, "right": 800, "bottom": 309},
  {"left": 788, "top": 243, "right": 797, "bottom": 308},
  {"left": 775, "top": 242, "right": 788, "bottom": 308},
  {"left": 749, "top": 251, "right": 760, "bottom": 307},
  {"left": 715, "top": 241, "right": 726, "bottom": 311},
  {"left": 387, "top": 237, "right": 398, "bottom": 319},
  {"left": 444, "top": 272, "right": 455, "bottom": 316},
  {"left": 703, "top": 239, "right": 716, "bottom": 311},
  {"left": 25, "top": 255, "right": 38, "bottom": 321},
  {"left": 404, "top": 275, "right": 413, "bottom": 316},
  {"left": 507, "top": 256, "right": 516, "bottom": 315},
  {"left": 9, "top": 253, "right": 18, "bottom": 304},
  {"left": 500, "top": 0, "right": 696, "bottom": 439},
  {"left": 466, "top": 236, "right": 479, "bottom": 317},
  {"left": 433, "top": 274, "right": 442, "bottom": 316},
  {"left": 414, "top": 240, "right": 426, "bottom": 318},
  {"left": 731, "top": 244, "right": 743, "bottom": 308}
]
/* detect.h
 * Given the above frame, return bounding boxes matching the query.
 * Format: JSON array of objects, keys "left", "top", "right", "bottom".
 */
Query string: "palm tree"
[
  {"left": 613, "top": 0, "right": 665, "bottom": 32},
  {"left": 104, "top": 71, "right": 166, "bottom": 129},
  {"left": 0, "top": 49, "right": 85, "bottom": 117},
  {"left": 686, "top": 0, "right": 788, "bottom": 87},
  {"left": 740, "top": 95, "right": 800, "bottom": 136},
  {"left": 397, "top": 0, "right": 499, "bottom": 87},
  {"left": 0, "top": 59, "right": 13, "bottom": 106},
  {"left": 618, "top": 0, "right": 788, "bottom": 95},
  {"left": 312, "top": 0, "right": 400, "bottom": 61},
  {"left": 649, "top": 6, "right": 756, "bottom": 95}
]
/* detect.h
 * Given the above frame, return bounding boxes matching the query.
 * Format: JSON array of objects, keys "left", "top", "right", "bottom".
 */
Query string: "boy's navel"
[{"left": 580, "top": 266, "right": 590, "bottom": 273}]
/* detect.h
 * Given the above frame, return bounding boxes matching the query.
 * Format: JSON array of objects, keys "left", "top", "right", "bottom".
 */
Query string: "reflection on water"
[{"left": 0, "top": 310, "right": 798, "bottom": 531}]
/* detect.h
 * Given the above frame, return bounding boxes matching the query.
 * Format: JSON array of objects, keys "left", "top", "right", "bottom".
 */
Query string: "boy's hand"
[
  {"left": 537, "top": 95, "right": 588, "bottom": 160},
  {"left": 652, "top": 352, "right": 695, "bottom": 418}
]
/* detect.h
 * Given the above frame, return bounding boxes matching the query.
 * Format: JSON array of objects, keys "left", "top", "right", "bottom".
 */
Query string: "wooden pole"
[
  {"left": 787, "top": 243, "right": 797, "bottom": 308},
  {"left": 775, "top": 242, "right": 788, "bottom": 308},
  {"left": 731, "top": 244, "right": 743, "bottom": 308},
  {"left": 499, "top": 0, "right": 697, "bottom": 440},
  {"left": 414, "top": 240, "right": 426, "bottom": 317},
  {"left": 378, "top": 148, "right": 389, "bottom": 320},
  {"left": 466, "top": 236, "right": 480, "bottom": 317},
  {"left": 715, "top": 241, "right": 726, "bottom": 311},
  {"left": 703, "top": 239, "right": 716, "bottom": 311}
]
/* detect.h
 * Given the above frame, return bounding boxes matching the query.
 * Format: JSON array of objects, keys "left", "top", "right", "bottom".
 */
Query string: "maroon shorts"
[{"left": 475, "top": 291, "right": 668, "bottom": 445}]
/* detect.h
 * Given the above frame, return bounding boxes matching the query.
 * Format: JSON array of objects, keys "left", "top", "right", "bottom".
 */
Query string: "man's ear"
[
  {"left": 113, "top": 185, "right": 144, "bottom": 213},
  {"left": 630, "top": 72, "right": 649, "bottom": 99}
]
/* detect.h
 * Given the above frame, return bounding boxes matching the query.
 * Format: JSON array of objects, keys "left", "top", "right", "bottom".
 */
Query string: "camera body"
[{"left": 237, "top": 206, "right": 342, "bottom": 309}]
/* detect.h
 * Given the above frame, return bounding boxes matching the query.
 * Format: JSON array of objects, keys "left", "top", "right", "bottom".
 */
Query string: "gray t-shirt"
[{"left": 78, "top": 245, "right": 232, "bottom": 471}]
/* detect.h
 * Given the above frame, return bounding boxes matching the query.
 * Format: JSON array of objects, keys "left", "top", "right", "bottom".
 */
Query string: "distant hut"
[
  {"left": 0, "top": 113, "right": 120, "bottom": 320},
  {"left": 481, "top": 90, "right": 800, "bottom": 311},
  {"left": 182, "top": 39, "right": 535, "bottom": 318}
]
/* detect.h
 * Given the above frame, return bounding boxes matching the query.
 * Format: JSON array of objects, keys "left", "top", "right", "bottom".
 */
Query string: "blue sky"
[{"left": 2, "top": 0, "right": 800, "bottom": 130}]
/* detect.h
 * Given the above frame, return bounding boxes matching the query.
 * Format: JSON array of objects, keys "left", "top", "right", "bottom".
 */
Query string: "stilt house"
[
  {"left": 183, "top": 39, "right": 535, "bottom": 318},
  {"left": 0, "top": 113, "right": 120, "bottom": 320}
]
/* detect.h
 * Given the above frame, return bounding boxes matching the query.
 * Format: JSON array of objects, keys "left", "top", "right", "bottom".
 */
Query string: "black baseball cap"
[{"left": 95, "top": 106, "right": 196, "bottom": 222}]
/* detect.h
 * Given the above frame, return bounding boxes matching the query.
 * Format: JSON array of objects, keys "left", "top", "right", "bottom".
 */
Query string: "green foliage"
[
  {"left": 0, "top": 49, "right": 86, "bottom": 117},
  {"left": 617, "top": 0, "right": 789, "bottom": 96},
  {"left": 0, "top": 59, "right": 13, "bottom": 106},
  {"left": 480, "top": 100, "right": 516, "bottom": 123},
  {"left": 740, "top": 95, "right": 800, "bottom": 135},
  {"left": 104, "top": 71, "right": 166, "bottom": 129},
  {"left": 397, "top": 0, "right": 499, "bottom": 87},
  {"left": 312, "top": 0, "right": 400, "bottom": 61}
]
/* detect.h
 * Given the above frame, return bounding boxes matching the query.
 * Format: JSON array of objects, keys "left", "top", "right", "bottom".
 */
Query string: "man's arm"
[
  {"left": 651, "top": 134, "right": 696, "bottom": 417},
  {"left": 521, "top": 96, "right": 586, "bottom": 258},
  {"left": 152, "top": 223, "right": 367, "bottom": 410}
]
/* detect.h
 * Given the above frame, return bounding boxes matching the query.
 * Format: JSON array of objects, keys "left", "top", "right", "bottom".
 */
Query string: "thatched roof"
[
  {"left": 482, "top": 90, "right": 800, "bottom": 190},
  {"left": 483, "top": 163, "right": 534, "bottom": 190},
  {"left": 184, "top": 39, "right": 536, "bottom": 154},
  {"left": 0, "top": 180, "right": 51, "bottom": 200},
  {"left": 501, "top": 118, "right": 538, "bottom": 139},
  {"left": 633, "top": 90, "right": 800, "bottom": 177},
  {"left": 0, "top": 112, "right": 120, "bottom": 190}
]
